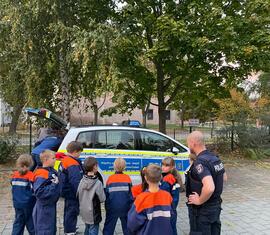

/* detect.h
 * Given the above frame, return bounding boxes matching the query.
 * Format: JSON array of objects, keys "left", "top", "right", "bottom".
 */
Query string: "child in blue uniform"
[
  {"left": 103, "top": 158, "right": 133, "bottom": 235},
  {"left": 127, "top": 164, "right": 173, "bottom": 235},
  {"left": 11, "top": 154, "right": 35, "bottom": 235},
  {"left": 33, "top": 150, "right": 60, "bottom": 235},
  {"left": 161, "top": 157, "right": 183, "bottom": 235},
  {"left": 59, "top": 141, "right": 84, "bottom": 235}
]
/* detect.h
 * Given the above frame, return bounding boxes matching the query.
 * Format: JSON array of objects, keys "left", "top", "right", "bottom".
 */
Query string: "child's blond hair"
[
  {"left": 114, "top": 158, "right": 126, "bottom": 172},
  {"left": 145, "top": 164, "right": 162, "bottom": 183},
  {"left": 40, "top": 150, "right": 55, "bottom": 163},
  {"left": 16, "top": 154, "right": 33, "bottom": 175}
]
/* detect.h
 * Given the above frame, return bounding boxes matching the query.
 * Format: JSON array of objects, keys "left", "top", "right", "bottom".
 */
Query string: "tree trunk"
[
  {"left": 142, "top": 109, "right": 147, "bottom": 127},
  {"left": 180, "top": 109, "right": 185, "bottom": 129},
  {"left": 93, "top": 104, "right": 98, "bottom": 125},
  {"left": 181, "top": 118, "right": 184, "bottom": 129},
  {"left": 155, "top": 60, "right": 166, "bottom": 134},
  {"left": 158, "top": 105, "right": 166, "bottom": 134},
  {"left": 59, "top": 49, "right": 70, "bottom": 123},
  {"left": 141, "top": 101, "right": 150, "bottom": 128},
  {"left": 9, "top": 104, "right": 23, "bottom": 134},
  {"left": 146, "top": 29, "right": 168, "bottom": 133}
]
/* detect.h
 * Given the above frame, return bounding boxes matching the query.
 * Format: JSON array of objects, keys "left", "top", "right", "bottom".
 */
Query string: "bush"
[
  {"left": 214, "top": 127, "right": 233, "bottom": 153},
  {"left": 215, "top": 123, "right": 270, "bottom": 159},
  {"left": 234, "top": 125, "right": 270, "bottom": 149},
  {"left": 0, "top": 135, "right": 18, "bottom": 164}
]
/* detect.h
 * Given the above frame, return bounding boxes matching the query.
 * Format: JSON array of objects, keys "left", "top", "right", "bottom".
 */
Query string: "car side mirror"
[{"left": 171, "top": 147, "right": 180, "bottom": 155}]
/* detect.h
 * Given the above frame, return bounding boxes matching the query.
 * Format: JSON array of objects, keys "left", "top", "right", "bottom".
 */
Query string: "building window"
[
  {"left": 147, "top": 109, "right": 153, "bottom": 120},
  {"left": 165, "top": 110, "right": 171, "bottom": 120}
]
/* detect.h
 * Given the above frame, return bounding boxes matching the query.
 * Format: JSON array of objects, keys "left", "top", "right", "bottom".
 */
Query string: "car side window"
[
  {"left": 173, "top": 143, "right": 188, "bottom": 153},
  {"left": 95, "top": 131, "right": 107, "bottom": 148},
  {"left": 77, "top": 131, "right": 94, "bottom": 148},
  {"left": 94, "top": 130, "right": 135, "bottom": 150},
  {"left": 139, "top": 131, "right": 173, "bottom": 152}
]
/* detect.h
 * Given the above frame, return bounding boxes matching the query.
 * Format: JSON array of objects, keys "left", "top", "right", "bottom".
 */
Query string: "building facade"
[{"left": 70, "top": 96, "right": 181, "bottom": 126}]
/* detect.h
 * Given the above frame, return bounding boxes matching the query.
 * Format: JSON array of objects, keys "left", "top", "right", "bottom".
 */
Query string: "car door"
[{"left": 137, "top": 130, "right": 190, "bottom": 175}]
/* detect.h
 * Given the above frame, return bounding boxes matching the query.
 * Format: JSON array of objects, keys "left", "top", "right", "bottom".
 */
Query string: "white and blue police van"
[{"left": 25, "top": 108, "right": 190, "bottom": 183}]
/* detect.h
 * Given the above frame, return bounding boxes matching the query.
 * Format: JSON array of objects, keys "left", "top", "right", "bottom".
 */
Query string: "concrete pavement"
[{"left": 1, "top": 160, "right": 270, "bottom": 234}]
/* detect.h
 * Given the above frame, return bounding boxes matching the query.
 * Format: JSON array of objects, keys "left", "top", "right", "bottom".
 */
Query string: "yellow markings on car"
[
  {"left": 57, "top": 149, "right": 189, "bottom": 158},
  {"left": 102, "top": 170, "right": 185, "bottom": 175}
]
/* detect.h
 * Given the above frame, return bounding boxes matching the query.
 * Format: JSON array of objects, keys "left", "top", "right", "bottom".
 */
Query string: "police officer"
[{"left": 186, "top": 131, "right": 226, "bottom": 235}]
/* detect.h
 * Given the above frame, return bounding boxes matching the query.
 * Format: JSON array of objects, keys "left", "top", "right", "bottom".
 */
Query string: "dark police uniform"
[{"left": 186, "top": 150, "right": 225, "bottom": 235}]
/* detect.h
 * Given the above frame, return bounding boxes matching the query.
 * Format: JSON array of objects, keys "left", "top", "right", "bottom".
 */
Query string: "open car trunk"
[{"left": 24, "top": 108, "right": 68, "bottom": 130}]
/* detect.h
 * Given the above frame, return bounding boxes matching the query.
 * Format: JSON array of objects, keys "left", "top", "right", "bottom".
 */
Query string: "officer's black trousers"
[{"left": 187, "top": 203, "right": 222, "bottom": 235}]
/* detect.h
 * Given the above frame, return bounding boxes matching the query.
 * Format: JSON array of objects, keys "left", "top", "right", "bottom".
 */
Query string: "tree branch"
[
  {"left": 125, "top": 79, "right": 159, "bottom": 106},
  {"left": 164, "top": 75, "right": 174, "bottom": 92},
  {"left": 98, "top": 93, "right": 107, "bottom": 110},
  {"left": 165, "top": 80, "right": 183, "bottom": 106}
]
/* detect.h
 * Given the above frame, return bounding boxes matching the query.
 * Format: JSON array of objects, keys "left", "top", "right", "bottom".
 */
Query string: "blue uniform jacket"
[
  {"left": 33, "top": 167, "right": 60, "bottom": 235},
  {"left": 191, "top": 150, "right": 225, "bottom": 204},
  {"left": 33, "top": 167, "right": 60, "bottom": 204},
  {"left": 59, "top": 155, "right": 84, "bottom": 199},
  {"left": 11, "top": 171, "right": 35, "bottom": 208},
  {"left": 160, "top": 173, "right": 180, "bottom": 210},
  {"left": 32, "top": 136, "right": 62, "bottom": 156},
  {"left": 105, "top": 173, "right": 133, "bottom": 216},
  {"left": 127, "top": 190, "right": 173, "bottom": 235}
]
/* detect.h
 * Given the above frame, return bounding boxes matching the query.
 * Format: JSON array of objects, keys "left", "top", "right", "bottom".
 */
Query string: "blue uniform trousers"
[
  {"left": 64, "top": 198, "right": 79, "bottom": 233},
  {"left": 12, "top": 207, "right": 35, "bottom": 235},
  {"left": 103, "top": 213, "right": 128, "bottom": 235},
  {"left": 188, "top": 203, "right": 222, "bottom": 235},
  {"left": 84, "top": 224, "right": 99, "bottom": 235},
  {"left": 171, "top": 208, "right": 178, "bottom": 235},
  {"left": 33, "top": 202, "right": 57, "bottom": 235}
]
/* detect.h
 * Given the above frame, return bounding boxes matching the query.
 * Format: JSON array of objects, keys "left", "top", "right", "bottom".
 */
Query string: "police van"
[{"left": 25, "top": 108, "right": 190, "bottom": 183}]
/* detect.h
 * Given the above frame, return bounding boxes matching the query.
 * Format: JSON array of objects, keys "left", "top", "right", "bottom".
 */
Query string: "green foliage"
[
  {"left": 0, "top": 135, "right": 18, "bottom": 164},
  {"left": 215, "top": 89, "right": 253, "bottom": 122},
  {"left": 1, "top": 0, "right": 270, "bottom": 133},
  {"left": 243, "top": 148, "right": 270, "bottom": 160},
  {"left": 71, "top": 22, "right": 116, "bottom": 103},
  {"left": 216, "top": 123, "right": 270, "bottom": 159},
  {"left": 0, "top": 0, "right": 114, "bottom": 125},
  {"left": 251, "top": 72, "right": 270, "bottom": 126},
  {"left": 112, "top": 0, "right": 270, "bottom": 132}
]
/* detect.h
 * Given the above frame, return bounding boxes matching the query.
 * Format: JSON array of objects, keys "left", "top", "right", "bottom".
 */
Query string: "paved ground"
[{"left": 1, "top": 159, "right": 270, "bottom": 235}]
